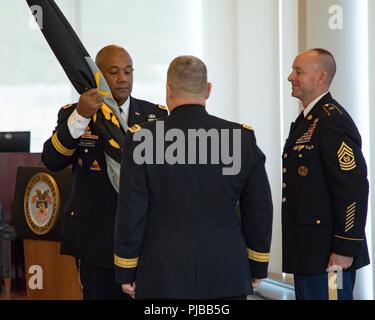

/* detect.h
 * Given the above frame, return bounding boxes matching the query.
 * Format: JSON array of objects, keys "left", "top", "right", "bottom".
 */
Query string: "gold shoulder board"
[
  {"left": 128, "top": 124, "right": 142, "bottom": 134},
  {"left": 242, "top": 124, "right": 254, "bottom": 131}
]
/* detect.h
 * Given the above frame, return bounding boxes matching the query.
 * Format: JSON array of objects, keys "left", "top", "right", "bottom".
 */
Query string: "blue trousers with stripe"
[{"left": 294, "top": 271, "right": 356, "bottom": 300}]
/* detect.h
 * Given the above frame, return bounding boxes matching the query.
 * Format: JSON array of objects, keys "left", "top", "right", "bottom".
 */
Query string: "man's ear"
[
  {"left": 319, "top": 71, "right": 328, "bottom": 85},
  {"left": 206, "top": 82, "right": 212, "bottom": 99},
  {"left": 166, "top": 83, "right": 172, "bottom": 98}
]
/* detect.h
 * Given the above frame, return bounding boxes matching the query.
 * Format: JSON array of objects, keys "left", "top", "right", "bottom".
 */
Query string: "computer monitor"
[{"left": 0, "top": 131, "right": 30, "bottom": 152}]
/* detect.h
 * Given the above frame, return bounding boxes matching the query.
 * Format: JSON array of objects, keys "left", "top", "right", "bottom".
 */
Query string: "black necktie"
[
  {"left": 295, "top": 111, "right": 305, "bottom": 126},
  {"left": 288, "top": 111, "right": 304, "bottom": 136},
  {"left": 293, "top": 112, "right": 305, "bottom": 130}
]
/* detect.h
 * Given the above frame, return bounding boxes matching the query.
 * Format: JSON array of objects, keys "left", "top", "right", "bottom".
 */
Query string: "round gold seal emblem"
[{"left": 23, "top": 173, "right": 60, "bottom": 235}]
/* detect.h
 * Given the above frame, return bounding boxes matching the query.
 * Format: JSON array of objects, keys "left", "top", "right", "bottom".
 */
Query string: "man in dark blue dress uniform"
[
  {"left": 42, "top": 45, "right": 168, "bottom": 299},
  {"left": 282, "top": 49, "right": 370, "bottom": 300}
]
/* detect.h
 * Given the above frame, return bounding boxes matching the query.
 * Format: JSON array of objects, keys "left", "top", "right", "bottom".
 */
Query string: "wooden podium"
[
  {"left": 10, "top": 162, "right": 82, "bottom": 300},
  {"left": 23, "top": 240, "right": 82, "bottom": 300}
]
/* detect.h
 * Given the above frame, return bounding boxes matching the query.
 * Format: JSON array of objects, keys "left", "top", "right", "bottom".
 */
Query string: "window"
[
  {"left": 0, "top": 0, "right": 203, "bottom": 152},
  {"left": 0, "top": 0, "right": 72, "bottom": 152}
]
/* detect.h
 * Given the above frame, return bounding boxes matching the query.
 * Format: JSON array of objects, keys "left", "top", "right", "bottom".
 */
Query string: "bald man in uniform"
[
  {"left": 282, "top": 49, "right": 370, "bottom": 300},
  {"left": 42, "top": 45, "right": 168, "bottom": 299}
]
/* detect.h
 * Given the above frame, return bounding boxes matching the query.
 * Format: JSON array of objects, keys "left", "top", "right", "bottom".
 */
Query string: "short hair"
[
  {"left": 310, "top": 48, "right": 337, "bottom": 85},
  {"left": 167, "top": 56, "right": 208, "bottom": 96}
]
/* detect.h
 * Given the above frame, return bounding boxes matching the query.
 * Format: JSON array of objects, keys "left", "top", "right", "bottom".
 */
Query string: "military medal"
[
  {"left": 296, "top": 118, "right": 319, "bottom": 145},
  {"left": 298, "top": 166, "right": 309, "bottom": 177}
]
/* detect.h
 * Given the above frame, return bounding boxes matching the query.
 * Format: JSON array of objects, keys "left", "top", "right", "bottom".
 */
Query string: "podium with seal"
[{"left": 13, "top": 166, "right": 82, "bottom": 300}]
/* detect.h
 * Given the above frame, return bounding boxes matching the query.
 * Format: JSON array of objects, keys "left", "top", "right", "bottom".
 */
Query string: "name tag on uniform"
[
  {"left": 78, "top": 140, "right": 96, "bottom": 148},
  {"left": 79, "top": 131, "right": 99, "bottom": 148}
]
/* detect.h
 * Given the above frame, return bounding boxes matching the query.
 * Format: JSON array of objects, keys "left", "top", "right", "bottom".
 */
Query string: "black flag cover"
[{"left": 26, "top": 0, "right": 126, "bottom": 192}]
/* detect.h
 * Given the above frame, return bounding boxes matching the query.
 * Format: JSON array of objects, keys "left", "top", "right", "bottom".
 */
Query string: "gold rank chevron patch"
[
  {"left": 247, "top": 249, "right": 269, "bottom": 263},
  {"left": 114, "top": 255, "right": 139, "bottom": 269},
  {"left": 337, "top": 142, "right": 356, "bottom": 171},
  {"left": 345, "top": 202, "right": 356, "bottom": 233},
  {"left": 128, "top": 124, "right": 142, "bottom": 133}
]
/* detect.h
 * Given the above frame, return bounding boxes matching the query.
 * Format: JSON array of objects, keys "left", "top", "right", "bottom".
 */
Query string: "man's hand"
[
  {"left": 326, "top": 253, "right": 353, "bottom": 272},
  {"left": 122, "top": 282, "right": 136, "bottom": 299},
  {"left": 76, "top": 89, "right": 104, "bottom": 119},
  {"left": 252, "top": 278, "right": 262, "bottom": 289}
]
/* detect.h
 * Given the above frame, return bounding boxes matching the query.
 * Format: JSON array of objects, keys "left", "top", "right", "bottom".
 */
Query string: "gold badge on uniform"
[
  {"left": 90, "top": 160, "right": 101, "bottom": 172},
  {"left": 298, "top": 166, "right": 309, "bottom": 177},
  {"left": 293, "top": 145, "right": 305, "bottom": 152},
  {"left": 337, "top": 142, "right": 356, "bottom": 171}
]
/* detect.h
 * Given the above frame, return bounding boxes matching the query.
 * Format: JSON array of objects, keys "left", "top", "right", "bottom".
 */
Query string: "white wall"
[
  {"left": 201, "top": 0, "right": 299, "bottom": 275},
  {"left": 202, "top": 0, "right": 238, "bottom": 122},
  {"left": 236, "top": 0, "right": 282, "bottom": 275}
]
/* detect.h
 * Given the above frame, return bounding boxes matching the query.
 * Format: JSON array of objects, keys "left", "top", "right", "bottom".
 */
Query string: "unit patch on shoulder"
[
  {"left": 337, "top": 142, "right": 356, "bottom": 171},
  {"left": 323, "top": 104, "right": 343, "bottom": 117},
  {"left": 128, "top": 124, "right": 142, "bottom": 134},
  {"left": 158, "top": 104, "right": 168, "bottom": 111},
  {"left": 242, "top": 124, "right": 254, "bottom": 131},
  {"left": 62, "top": 103, "right": 73, "bottom": 110}
]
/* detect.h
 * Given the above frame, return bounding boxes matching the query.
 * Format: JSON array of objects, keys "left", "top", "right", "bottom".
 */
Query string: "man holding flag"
[{"left": 42, "top": 45, "right": 168, "bottom": 299}]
